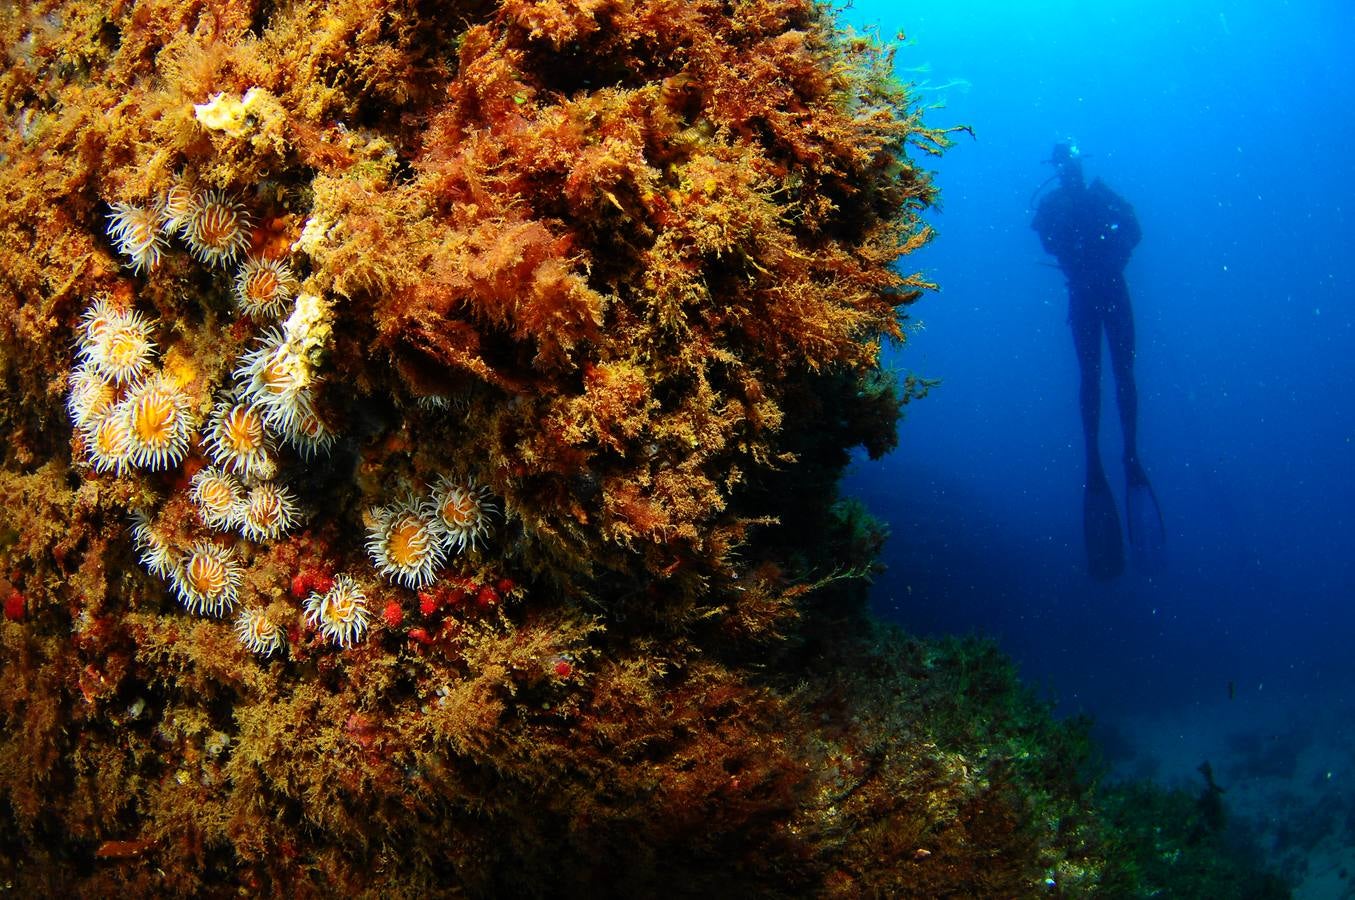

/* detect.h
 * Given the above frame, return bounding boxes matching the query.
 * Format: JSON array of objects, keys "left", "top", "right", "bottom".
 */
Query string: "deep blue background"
[{"left": 840, "top": 1, "right": 1355, "bottom": 719}]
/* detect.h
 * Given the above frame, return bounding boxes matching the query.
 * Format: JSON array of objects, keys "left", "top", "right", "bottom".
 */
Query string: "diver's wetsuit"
[{"left": 1032, "top": 175, "right": 1142, "bottom": 479}]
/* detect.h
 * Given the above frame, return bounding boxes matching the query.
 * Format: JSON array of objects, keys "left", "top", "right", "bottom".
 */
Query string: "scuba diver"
[{"left": 1031, "top": 143, "right": 1165, "bottom": 578}]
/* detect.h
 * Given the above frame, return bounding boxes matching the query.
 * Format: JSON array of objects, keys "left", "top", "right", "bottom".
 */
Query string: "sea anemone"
[
  {"left": 234, "top": 607, "right": 285, "bottom": 657},
  {"left": 121, "top": 376, "right": 194, "bottom": 471},
  {"left": 78, "top": 306, "right": 157, "bottom": 385},
  {"left": 240, "top": 482, "right": 299, "bottom": 542},
  {"left": 77, "top": 294, "right": 122, "bottom": 346},
  {"left": 429, "top": 476, "right": 496, "bottom": 554},
  {"left": 189, "top": 466, "right": 245, "bottom": 530},
  {"left": 181, "top": 189, "right": 252, "bottom": 267},
  {"left": 233, "top": 328, "right": 315, "bottom": 435},
  {"left": 304, "top": 574, "right": 371, "bottom": 648},
  {"left": 205, "top": 400, "right": 276, "bottom": 481},
  {"left": 66, "top": 363, "right": 117, "bottom": 430},
  {"left": 106, "top": 202, "right": 167, "bottom": 273},
  {"left": 129, "top": 509, "right": 175, "bottom": 578},
  {"left": 172, "top": 541, "right": 242, "bottom": 617},
  {"left": 276, "top": 392, "right": 335, "bottom": 457},
  {"left": 365, "top": 496, "right": 446, "bottom": 589},
  {"left": 158, "top": 181, "right": 196, "bottom": 235},
  {"left": 233, "top": 256, "right": 299, "bottom": 320},
  {"left": 82, "top": 406, "right": 134, "bottom": 475}
]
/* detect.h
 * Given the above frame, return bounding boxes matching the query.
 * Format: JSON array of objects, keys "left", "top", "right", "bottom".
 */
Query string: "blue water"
[{"left": 840, "top": 0, "right": 1355, "bottom": 728}]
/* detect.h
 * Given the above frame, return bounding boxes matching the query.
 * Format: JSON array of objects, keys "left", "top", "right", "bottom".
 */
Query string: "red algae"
[
  {"left": 2, "top": 589, "right": 23, "bottom": 622},
  {"left": 0, "top": 0, "right": 1119, "bottom": 896}
]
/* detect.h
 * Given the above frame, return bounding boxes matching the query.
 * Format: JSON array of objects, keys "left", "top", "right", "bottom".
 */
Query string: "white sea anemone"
[
  {"left": 365, "top": 495, "right": 446, "bottom": 590},
  {"left": 234, "top": 607, "right": 285, "bottom": 657},
  {"left": 106, "top": 202, "right": 167, "bottom": 274},
  {"left": 172, "top": 541, "right": 242, "bottom": 617},
  {"left": 304, "top": 575, "right": 371, "bottom": 648}
]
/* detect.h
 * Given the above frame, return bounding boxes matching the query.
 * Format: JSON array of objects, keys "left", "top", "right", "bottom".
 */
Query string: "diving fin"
[
  {"left": 1125, "top": 460, "right": 1166, "bottom": 575},
  {"left": 1083, "top": 469, "right": 1125, "bottom": 580}
]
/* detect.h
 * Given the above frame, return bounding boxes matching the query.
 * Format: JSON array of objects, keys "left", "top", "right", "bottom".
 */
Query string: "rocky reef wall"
[{"left": 1, "top": 1, "right": 1112, "bottom": 895}]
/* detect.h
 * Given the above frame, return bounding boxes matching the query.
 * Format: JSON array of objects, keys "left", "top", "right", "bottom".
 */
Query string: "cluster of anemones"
[
  {"left": 106, "top": 183, "right": 298, "bottom": 319},
  {"left": 68, "top": 292, "right": 310, "bottom": 652},
  {"left": 189, "top": 466, "right": 299, "bottom": 541},
  {"left": 365, "top": 477, "right": 497, "bottom": 590},
  {"left": 129, "top": 511, "right": 243, "bottom": 618},
  {"left": 190, "top": 372, "right": 318, "bottom": 542},
  {"left": 68, "top": 296, "right": 194, "bottom": 474},
  {"left": 131, "top": 506, "right": 289, "bottom": 657},
  {"left": 176, "top": 405, "right": 307, "bottom": 647},
  {"left": 93, "top": 182, "right": 363, "bottom": 658},
  {"left": 232, "top": 323, "right": 334, "bottom": 458},
  {"left": 132, "top": 504, "right": 297, "bottom": 656},
  {"left": 108, "top": 185, "right": 249, "bottom": 270}
]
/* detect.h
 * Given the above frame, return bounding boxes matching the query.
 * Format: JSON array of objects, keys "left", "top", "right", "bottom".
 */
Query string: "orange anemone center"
[
  {"left": 328, "top": 593, "right": 356, "bottom": 623},
  {"left": 249, "top": 492, "right": 281, "bottom": 527},
  {"left": 187, "top": 555, "right": 227, "bottom": 595},
  {"left": 199, "top": 206, "right": 237, "bottom": 249},
  {"left": 387, "top": 517, "right": 429, "bottom": 568},
  {"left": 246, "top": 615, "right": 275, "bottom": 640},
  {"left": 104, "top": 330, "right": 146, "bottom": 370},
  {"left": 261, "top": 356, "right": 296, "bottom": 395},
  {"left": 132, "top": 394, "right": 175, "bottom": 444},
  {"left": 94, "top": 417, "right": 128, "bottom": 456},
  {"left": 225, "top": 408, "right": 264, "bottom": 452},
  {"left": 128, "top": 218, "right": 155, "bottom": 247},
  {"left": 441, "top": 494, "right": 475, "bottom": 527},
  {"left": 199, "top": 479, "right": 235, "bottom": 511},
  {"left": 246, "top": 270, "right": 279, "bottom": 303}
]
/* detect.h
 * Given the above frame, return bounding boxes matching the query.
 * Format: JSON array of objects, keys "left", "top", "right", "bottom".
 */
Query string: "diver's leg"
[
  {"left": 1070, "top": 294, "right": 1124, "bottom": 578},
  {"left": 1103, "top": 279, "right": 1138, "bottom": 465},
  {"left": 1105, "top": 281, "right": 1165, "bottom": 571},
  {"left": 1068, "top": 295, "right": 1103, "bottom": 478}
]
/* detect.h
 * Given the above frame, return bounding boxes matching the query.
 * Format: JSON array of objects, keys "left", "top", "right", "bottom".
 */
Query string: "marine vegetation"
[
  {"left": 1097, "top": 773, "right": 1293, "bottom": 899},
  {"left": 0, "top": 0, "right": 1147, "bottom": 895}
]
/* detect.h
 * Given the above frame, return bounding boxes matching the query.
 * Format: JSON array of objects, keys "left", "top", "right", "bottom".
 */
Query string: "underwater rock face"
[{"left": 0, "top": 1, "right": 1110, "bottom": 895}]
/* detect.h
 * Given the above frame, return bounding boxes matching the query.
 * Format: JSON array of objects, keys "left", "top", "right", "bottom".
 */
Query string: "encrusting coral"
[{"left": 0, "top": 0, "right": 1133, "bottom": 896}]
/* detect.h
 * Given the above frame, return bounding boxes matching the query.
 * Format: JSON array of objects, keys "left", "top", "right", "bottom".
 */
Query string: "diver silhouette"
[{"left": 1031, "top": 143, "right": 1164, "bottom": 578}]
